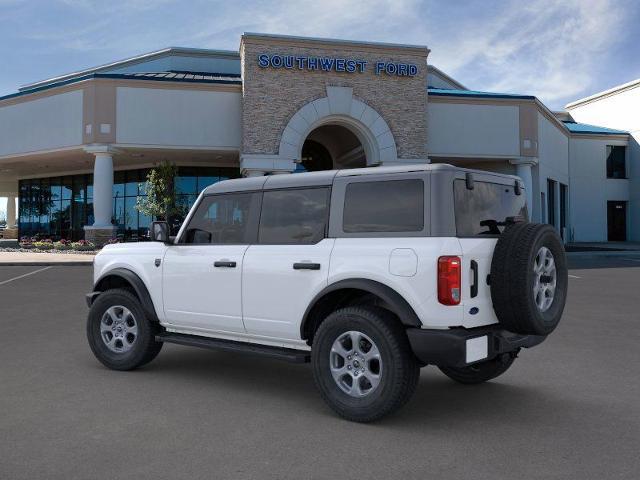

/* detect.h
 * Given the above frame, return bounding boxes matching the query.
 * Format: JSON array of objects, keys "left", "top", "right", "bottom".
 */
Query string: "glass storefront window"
[{"left": 18, "top": 166, "right": 239, "bottom": 241}]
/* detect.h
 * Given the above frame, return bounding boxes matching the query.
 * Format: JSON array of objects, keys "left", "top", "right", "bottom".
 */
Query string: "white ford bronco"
[{"left": 87, "top": 164, "right": 567, "bottom": 422}]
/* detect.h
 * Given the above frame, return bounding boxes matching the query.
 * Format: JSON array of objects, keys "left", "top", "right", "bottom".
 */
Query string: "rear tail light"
[{"left": 438, "top": 256, "right": 461, "bottom": 305}]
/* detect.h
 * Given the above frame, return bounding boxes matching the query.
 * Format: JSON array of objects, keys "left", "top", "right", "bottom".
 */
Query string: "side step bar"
[{"left": 156, "top": 332, "right": 311, "bottom": 364}]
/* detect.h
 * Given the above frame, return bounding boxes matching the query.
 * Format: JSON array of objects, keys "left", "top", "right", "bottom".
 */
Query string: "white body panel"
[
  {"left": 458, "top": 238, "right": 500, "bottom": 327},
  {"left": 242, "top": 239, "right": 335, "bottom": 340},
  {"left": 93, "top": 242, "right": 168, "bottom": 319},
  {"left": 162, "top": 245, "right": 248, "bottom": 333}
]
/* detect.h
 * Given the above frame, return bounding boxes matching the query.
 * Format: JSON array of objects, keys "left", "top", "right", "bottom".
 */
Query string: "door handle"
[
  {"left": 214, "top": 260, "right": 237, "bottom": 268},
  {"left": 470, "top": 260, "right": 479, "bottom": 298},
  {"left": 293, "top": 262, "right": 321, "bottom": 270}
]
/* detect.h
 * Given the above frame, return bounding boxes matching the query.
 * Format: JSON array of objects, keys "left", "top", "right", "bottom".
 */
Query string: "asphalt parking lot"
[{"left": 1, "top": 256, "right": 639, "bottom": 479}]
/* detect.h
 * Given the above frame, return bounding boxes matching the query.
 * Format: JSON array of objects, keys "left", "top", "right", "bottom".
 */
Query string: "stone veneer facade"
[{"left": 240, "top": 34, "right": 429, "bottom": 166}]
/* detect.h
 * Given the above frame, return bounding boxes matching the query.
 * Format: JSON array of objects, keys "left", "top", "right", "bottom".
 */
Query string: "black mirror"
[{"left": 151, "top": 221, "right": 170, "bottom": 243}]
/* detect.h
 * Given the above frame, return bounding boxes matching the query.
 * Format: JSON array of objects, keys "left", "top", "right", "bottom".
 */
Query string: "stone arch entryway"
[{"left": 278, "top": 86, "right": 398, "bottom": 172}]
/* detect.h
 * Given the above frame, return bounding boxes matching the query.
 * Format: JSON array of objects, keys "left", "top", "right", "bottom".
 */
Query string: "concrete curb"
[{"left": 567, "top": 250, "right": 640, "bottom": 257}]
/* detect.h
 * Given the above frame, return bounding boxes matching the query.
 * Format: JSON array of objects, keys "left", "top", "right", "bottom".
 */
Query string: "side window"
[
  {"left": 454, "top": 180, "right": 528, "bottom": 236},
  {"left": 343, "top": 179, "right": 424, "bottom": 233},
  {"left": 259, "top": 188, "right": 330, "bottom": 244},
  {"left": 606, "top": 145, "right": 626, "bottom": 179},
  {"left": 181, "top": 192, "right": 259, "bottom": 244}
]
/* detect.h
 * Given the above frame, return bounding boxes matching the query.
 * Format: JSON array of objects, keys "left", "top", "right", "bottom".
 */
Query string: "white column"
[
  {"left": 91, "top": 152, "right": 115, "bottom": 227},
  {"left": 6, "top": 195, "right": 16, "bottom": 228},
  {"left": 510, "top": 158, "right": 537, "bottom": 221}
]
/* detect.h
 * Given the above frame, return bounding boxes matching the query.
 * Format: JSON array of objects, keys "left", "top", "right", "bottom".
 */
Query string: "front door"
[
  {"left": 607, "top": 201, "right": 627, "bottom": 241},
  {"left": 242, "top": 187, "right": 332, "bottom": 341},
  {"left": 162, "top": 192, "right": 261, "bottom": 334}
]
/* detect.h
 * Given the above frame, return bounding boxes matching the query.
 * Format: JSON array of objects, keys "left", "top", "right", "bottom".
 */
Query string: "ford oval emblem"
[{"left": 469, "top": 307, "right": 479, "bottom": 315}]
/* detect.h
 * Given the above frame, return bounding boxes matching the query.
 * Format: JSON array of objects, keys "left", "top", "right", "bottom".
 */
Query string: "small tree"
[{"left": 135, "top": 161, "right": 181, "bottom": 222}]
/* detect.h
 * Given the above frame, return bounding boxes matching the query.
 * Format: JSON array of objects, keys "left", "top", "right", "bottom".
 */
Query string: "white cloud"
[
  {"left": 3, "top": 0, "right": 634, "bottom": 109},
  {"left": 426, "top": 0, "right": 628, "bottom": 107}
]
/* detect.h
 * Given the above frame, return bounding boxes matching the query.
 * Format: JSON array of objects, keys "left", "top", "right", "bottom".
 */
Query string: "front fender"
[{"left": 90, "top": 268, "right": 159, "bottom": 322}]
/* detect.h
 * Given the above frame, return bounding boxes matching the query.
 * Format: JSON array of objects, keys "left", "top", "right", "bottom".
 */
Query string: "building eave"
[
  {"left": 241, "top": 32, "right": 430, "bottom": 56},
  {"left": 1, "top": 73, "right": 242, "bottom": 105},
  {"left": 565, "top": 78, "right": 640, "bottom": 109}
]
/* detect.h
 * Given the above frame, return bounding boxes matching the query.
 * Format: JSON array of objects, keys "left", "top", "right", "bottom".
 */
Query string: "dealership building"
[{"left": 0, "top": 33, "right": 636, "bottom": 244}]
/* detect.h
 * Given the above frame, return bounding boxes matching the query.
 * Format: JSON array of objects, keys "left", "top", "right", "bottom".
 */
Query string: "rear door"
[
  {"left": 242, "top": 187, "right": 333, "bottom": 341},
  {"left": 453, "top": 177, "right": 528, "bottom": 328}
]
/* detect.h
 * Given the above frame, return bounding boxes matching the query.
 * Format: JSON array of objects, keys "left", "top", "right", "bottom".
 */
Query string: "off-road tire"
[
  {"left": 312, "top": 306, "right": 420, "bottom": 422},
  {"left": 490, "top": 223, "right": 568, "bottom": 335},
  {"left": 87, "top": 288, "right": 163, "bottom": 371},
  {"left": 439, "top": 353, "right": 516, "bottom": 384}
]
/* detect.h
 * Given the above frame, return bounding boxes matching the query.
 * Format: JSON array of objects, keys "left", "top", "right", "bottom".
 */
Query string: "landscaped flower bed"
[{"left": 0, "top": 237, "right": 100, "bottom": 254}]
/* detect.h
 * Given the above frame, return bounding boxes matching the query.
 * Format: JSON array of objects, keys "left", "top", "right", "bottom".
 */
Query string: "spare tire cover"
[{"left": 490, "top": 223, "right": 568, "bottom": 335}]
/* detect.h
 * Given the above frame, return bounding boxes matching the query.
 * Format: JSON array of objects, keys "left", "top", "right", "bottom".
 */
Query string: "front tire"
[
  {"left": 439, "top": 353, "right": 516, "bottom": 384},
  {"left": 312, "top": 306, "right": 419, "bottom": 422},
  {"left": 87, "top": 288, "right": 163, "bottom": 371}
]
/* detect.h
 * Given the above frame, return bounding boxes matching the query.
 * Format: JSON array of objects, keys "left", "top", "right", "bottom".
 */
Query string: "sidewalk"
[
  {"left": 0, "top": 251, "right": 94, "bottom": 266},
  {"left": 567, "top": 242, "right": 640, "bottom": 252}
]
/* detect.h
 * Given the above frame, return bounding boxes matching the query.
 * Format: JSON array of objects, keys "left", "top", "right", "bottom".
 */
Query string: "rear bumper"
[{"left": 406, "top": 326, "right": 546, "bottom": 368}]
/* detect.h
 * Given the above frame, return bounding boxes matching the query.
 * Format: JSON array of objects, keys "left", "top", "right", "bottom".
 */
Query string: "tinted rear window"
[
  {"left": 454, "top": 180, "right": 528, "bottom": 236},
  {"left": 259, "top": 188, "right": 330, "bottom": 244},
  {"left": 343, "top": 179, "right": 424, "bottom": 233}
]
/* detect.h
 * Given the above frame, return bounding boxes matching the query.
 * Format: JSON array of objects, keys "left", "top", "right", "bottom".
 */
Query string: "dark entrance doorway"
[
  {"left": 299, "top": 124, "right": 366, "bottom": 172},
  {"left": 607, "top": 201, "right": 627, "bottom": 241}
]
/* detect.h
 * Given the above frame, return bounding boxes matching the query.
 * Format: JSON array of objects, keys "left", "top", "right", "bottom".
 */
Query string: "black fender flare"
[
  {"left": 91, "top": 268, "right": 159, "bottom": 322},
  {"left": 300, "top": 278, "right": 422, "bottom": 339}
]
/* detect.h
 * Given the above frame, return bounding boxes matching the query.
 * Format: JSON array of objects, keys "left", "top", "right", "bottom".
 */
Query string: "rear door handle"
[
  {"left": 470, "top": 260, "right": 479, "bottom": 298},
  {"left": 214, "top": 260, "right": 236, "bottom": 268},
  {"left": 293, "top": 262, "right": 321, "bottom": 270}
]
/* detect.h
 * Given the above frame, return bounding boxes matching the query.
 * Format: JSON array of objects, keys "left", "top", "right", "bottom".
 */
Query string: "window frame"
[
  {"left": 175, "top": 191, "right": 262, "bottom": 246},
  {"left": 256, "top": 186, "right": 332, "bottom": 245},
  {"left": 330, "top": 173, "right": 430, "bottom": 238}
]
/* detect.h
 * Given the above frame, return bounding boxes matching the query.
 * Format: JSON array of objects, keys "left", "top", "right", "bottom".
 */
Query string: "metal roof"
[
  {"left": 428, "top": 87, "right": 535, "bottom": 100},
  {"left": 562, "top": 121, "right": 628, "bottom": 135},
  {"left": 19, "top": 47, "right": 240, "bottom": 92},
  {"left": 0, "top": 71, "right": 241, "bottom": 103}
]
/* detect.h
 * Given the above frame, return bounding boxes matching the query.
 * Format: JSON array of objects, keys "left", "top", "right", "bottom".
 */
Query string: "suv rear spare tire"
[{"left": 490, "top": 223, "right": 568, "bottom": 335}]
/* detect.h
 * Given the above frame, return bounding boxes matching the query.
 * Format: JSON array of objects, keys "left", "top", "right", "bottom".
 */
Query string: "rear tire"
[
  {"left": 87, "top": 288, "right": 163, "bottom": 371},
  {"left": 311, "top": 306, "right": 419, "bottom": 422},
  {"left": 439, "top": 354, "right": 516, "bottom": 384}
]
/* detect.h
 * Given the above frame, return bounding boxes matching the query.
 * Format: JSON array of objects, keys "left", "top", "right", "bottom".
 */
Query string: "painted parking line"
[
  {"left": 0, "top": 266, "right": 52, "bottom": 286},
  {"left": 568, "top": 274, "right": 581, "bottom": 279}
]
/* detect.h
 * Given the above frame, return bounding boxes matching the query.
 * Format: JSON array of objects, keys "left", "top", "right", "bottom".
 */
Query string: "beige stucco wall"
[
  {"left": 116, "top": 86, "right": 242, "bottom": 148},
  {"left": 240, "top": 35, "right": 429, "bottom": 160},
  {"left": 0, "top": 90, "right": 83, "bottom": 157}
]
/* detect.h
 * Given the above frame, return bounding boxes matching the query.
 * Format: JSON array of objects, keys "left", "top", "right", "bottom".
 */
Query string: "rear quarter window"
[
  {"left": 454, "top": 180, "right": 527, "bottom": 236},
  {"left": 343, "top": 179, "right": 424, "bottom": 233}
]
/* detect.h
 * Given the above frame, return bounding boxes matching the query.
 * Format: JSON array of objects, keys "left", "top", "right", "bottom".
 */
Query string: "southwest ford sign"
[{"left": 257, "top": 54, "right": 418, "bottom": 77}]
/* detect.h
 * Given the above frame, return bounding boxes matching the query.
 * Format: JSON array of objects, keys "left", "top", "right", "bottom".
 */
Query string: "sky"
[{"left": 1, "top": 0, "right": 640, "bottom": 215}]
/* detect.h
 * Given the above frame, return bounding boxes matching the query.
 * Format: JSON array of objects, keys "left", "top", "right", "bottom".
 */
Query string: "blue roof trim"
[
  {"left": 0, "top": 72, "right": 242, "bottom": 102},
  {"left": 562, "top": 121, "right": 628, "bottom": 135},
  {"left": 428, "top": 87, "right": 535, "bottom": 100}
]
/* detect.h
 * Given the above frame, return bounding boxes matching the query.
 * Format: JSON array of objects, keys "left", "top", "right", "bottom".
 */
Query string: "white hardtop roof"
[{"left": 203, "top": 164, "right": 521, "bottom": 195}]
